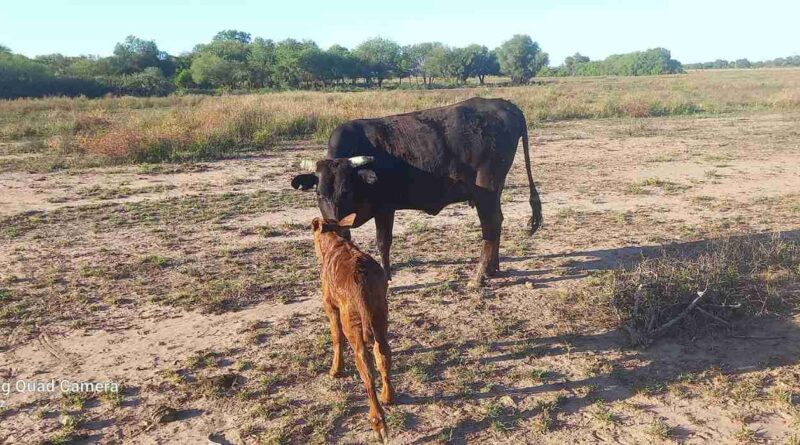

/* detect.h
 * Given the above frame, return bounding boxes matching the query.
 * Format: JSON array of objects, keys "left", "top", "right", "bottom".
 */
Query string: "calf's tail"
[
  {"left": 521, "top": 121, "right": 543, "bottom": 235},
  {"left": 357, "top": 278, "right": 387, "bottom": 345}
]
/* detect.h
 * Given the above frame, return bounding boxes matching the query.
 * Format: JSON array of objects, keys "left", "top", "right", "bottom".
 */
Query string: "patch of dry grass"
[
  {"left": 2, "top": 69, "right": 800, "bottom": 165},
  {"left": 601, "top": 234, "right": 800, "bottom": 344}
]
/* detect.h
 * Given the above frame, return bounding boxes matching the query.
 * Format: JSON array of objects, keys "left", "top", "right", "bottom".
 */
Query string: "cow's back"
[{"left": 328, "top": 97, "right": 525, "bottom": 178}]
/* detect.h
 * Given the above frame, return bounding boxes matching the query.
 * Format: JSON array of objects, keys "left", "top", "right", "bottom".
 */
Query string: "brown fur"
[{"left": 311, "top": 214, "right": 394, "bottom": 442}]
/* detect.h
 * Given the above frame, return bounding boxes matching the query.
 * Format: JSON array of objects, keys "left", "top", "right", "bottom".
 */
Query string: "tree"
[
  {"left": 406, "top": 42, "right": 439, "bottom": 85},
  {"left": 327, "top": 45, "right": 360, "bottom": 84},
  {"left": 564, "top": 52, "right": 590, "bottom": 75},
  {"left": 353, "top": 37, "right": 400, "bottom": 87},
  {"left": 248, "top": 37, "right": 275, "bottom": 88},
  {"left": 572, "top": 48, "right": 682, "bottom": 76},
  {"left": 496, "top": 34, "right": 548, "bottom": 84},
  {"left": 190, "top": 53, "right": 237, "bottom": 87},
  {"left": 734, "top": 58, "right": 751, "bottom": 69},
  {"left": 422, "top": 44, "right": 450, "bottom": 83},
  {"left": 213, "top": 30, "right": 252, "bottom": 44},
  {"left": 396, "top": 47, "right": 413, "bottom": 85},
  {"left": 273, "top": 39, "right": 320, "bottom": 88},
  {"left": 464, "top": 44, "right": 499, "bottom": 84},
  {"left": 174, "top": 68, "right": 194, "bottom": 89},
  {"left": 112, "top": 35, "right": 161, "bottom": 74},
  {"left": 0, "top": 44, "right": 10, "bottom": 54}
]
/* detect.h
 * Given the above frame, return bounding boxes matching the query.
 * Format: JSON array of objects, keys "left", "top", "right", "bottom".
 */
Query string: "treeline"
[
  {"left": 541, "top": 48, "right": 683, "bottom": 76},
  {"left": 1, "top": 33, "right": 682, "bottom": 99},
  {"left": 684, "top": 55, "right": 800, "bottom": 70}
]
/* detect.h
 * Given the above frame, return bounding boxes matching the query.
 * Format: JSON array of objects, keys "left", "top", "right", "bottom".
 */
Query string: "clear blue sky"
[{"left": 1, "top": 0, "right": 797, "bottom": 64}]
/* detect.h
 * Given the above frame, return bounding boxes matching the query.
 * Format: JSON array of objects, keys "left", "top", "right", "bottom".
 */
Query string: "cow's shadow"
[
  {"left": 384, "top": 229, "right": 800, "bottom": 444},
  {"left": 396, "top": 315, "right": 800, "bottom": 444},
  {"left": 394, "top": 229, "right": 800, "bottom": 291}
]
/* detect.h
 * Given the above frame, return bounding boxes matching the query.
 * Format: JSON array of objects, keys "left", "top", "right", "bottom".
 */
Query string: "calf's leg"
[
  {"left": 323, "top": 302, "right": 345, "bottom": 378},
  {"left": 350, "top": 335, "right": 388, "bottom": 442},
  {"left": 375, "top": 210, "right": 395, "bottom": 281},
  {"left": 373, "top": 338, "right": 394, "bottom": 404}
]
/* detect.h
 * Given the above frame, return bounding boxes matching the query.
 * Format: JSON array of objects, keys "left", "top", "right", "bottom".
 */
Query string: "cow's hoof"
[{"left": 329, "top": 370, "right": 345, "bottom": 379}]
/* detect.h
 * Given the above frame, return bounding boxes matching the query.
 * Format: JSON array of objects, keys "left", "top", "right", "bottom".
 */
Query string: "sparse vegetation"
[
  {"left": 601, "top": 234, "right": 800, "bottom": 344},
  {"left": 2, "top": 69, "right": 800, "bottom": 165},
  {"left": 2, "top": 68, "right": 800, "bottom": 444}
]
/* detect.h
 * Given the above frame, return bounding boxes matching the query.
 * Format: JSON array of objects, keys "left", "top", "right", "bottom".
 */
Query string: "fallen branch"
[
  {"left": 729, "top": 335, "right": 786, "bottom": 340},
  {"left": 695, "top": 306, "right": 732, "bottom": 327},
  {"left": 649, "top": 289, "right": 708, "bottom": 338}
]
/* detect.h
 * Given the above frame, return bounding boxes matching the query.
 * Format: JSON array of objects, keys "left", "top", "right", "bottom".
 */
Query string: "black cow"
[{"left": 291, "top": 97, "right": 542, "bottom": 287}]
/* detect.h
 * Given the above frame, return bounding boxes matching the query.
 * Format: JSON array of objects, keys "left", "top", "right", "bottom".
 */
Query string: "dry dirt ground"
[{"left": 1, "top": 112, "right": 800, "bottom": 444}]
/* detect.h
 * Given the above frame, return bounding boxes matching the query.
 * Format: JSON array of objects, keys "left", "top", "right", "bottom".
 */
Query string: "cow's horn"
[
  {"left": 348, "top": 156, "right": 374, "bottom": 167},
  {"left": 299, "top": 159, "right": 316, "bottom": 171}
]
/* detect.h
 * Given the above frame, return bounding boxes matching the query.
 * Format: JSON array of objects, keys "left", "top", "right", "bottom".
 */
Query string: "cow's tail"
[{"left": 521, "top": 120, "right": 543, "bottom": 235}]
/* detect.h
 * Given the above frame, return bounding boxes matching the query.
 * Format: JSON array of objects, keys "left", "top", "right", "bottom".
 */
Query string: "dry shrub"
[
  {"left": 605, "top": 234, "right": 800, "bottom": 345},
  {"left": 618, "top": 97, "right": 653, "bottom": 118},
  {"left": 773, "top": 89, "right": 800, "bottom": 109}
]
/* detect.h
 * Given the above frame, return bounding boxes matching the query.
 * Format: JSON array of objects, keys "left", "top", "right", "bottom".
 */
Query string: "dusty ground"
[{"left": 1, "top": 112, "right": 800, "bottom": 444}]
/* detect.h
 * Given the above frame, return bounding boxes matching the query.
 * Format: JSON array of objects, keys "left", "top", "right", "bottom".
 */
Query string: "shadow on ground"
[{"left": 386, "top": 229, "right": 800, "bottom": 444}]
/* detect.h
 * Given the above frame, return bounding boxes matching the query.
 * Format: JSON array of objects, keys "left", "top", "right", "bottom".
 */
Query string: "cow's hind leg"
[
  {"left": 490, "top": 185, "right": 505, "bottom": 274},
  {"left": 470, "top": 192, "right": 502, "bottom": 288},
  {"left": 490, "top": 205, "right": 503, "bottom": 274}
]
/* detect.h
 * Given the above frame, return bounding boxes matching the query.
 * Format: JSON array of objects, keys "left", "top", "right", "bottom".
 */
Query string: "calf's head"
[
  {"left": 310, "top": 213, "right": 357, "bottom": 259},
  {"left": 291, "top": 156, "right": 377, "bottom": 224}
]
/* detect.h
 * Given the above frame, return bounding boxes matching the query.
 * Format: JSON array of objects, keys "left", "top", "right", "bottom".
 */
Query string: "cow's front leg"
[{"left": 375, "top": 209, "right": 395, "bottom": 281}]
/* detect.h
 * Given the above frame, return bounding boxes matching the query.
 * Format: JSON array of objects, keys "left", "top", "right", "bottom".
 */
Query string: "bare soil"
[{"left": 1, "top": 112, "right": 799, "bottom": 444}]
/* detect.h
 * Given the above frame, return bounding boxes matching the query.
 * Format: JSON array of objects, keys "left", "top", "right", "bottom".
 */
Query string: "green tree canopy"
[
  {"left": 248, "top": 37, "right": 276, "bottom": 88},
  {"left": 464, "top": 44, "right": 499, "bottom": 84},
  {"left": 112, "top": 35, "right": 162, "bottom": 75},
  {"left": 353, "top": 37, "right": 401, "bottom": 87},
  {"left": 564, "top": 52, "right": 590, "bottom": 75},
  {"left": 213, "top": 30, "right": 252, "bottom": 44},
  {"left": 496, "top": 34, "right": 548, "bottom": 84}
]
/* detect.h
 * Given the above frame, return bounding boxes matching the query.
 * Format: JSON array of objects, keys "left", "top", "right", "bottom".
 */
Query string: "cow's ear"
[
  {"left": 338, "top": 213, "right": 357, "bottom": 228},
  {"left": 357, "top": 169, "right": 377, "bottom": 185},
  {"left": 292, "top": 173, "right": 318, "bottom": 190}
]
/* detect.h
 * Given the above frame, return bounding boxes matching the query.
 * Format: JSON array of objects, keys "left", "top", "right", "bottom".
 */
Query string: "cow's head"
[{"left": 291, "top": 156, "right": 377, "bottom": 224}]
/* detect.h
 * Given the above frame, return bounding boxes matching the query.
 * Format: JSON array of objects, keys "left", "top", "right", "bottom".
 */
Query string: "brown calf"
[{"left": 311, "top": 214, "right": 394, "bottom": 442}]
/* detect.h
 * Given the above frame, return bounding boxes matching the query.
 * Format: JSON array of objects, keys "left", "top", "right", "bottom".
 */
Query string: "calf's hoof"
[
  {"left": 370, "top": 417, "right": 389, "bottom": 444},
  {"left": 329, "top": 369, "right": 345, "bottom": 379},
  {"left": 380, "top": 388, "right": 395, "bottom": 405},
  {"left": 467, "top": 276, "right": 485, "bottom": 288}
]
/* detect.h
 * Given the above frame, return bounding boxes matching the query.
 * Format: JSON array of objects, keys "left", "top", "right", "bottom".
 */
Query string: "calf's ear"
[
  {"left": 291, "top": 173, "right": 318, "bottom": 190},
  {"left": 357, "top": 169, "right": 377, "bottom": 184},
  {"left": 311, "top": 217, "right": 323, "bottom": 231},
  {"left": 320, "top": 222, "right": 339, "bottom": 233},
  {"left": 338, "top": 213, "right": 358, "bottom": 228}
]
